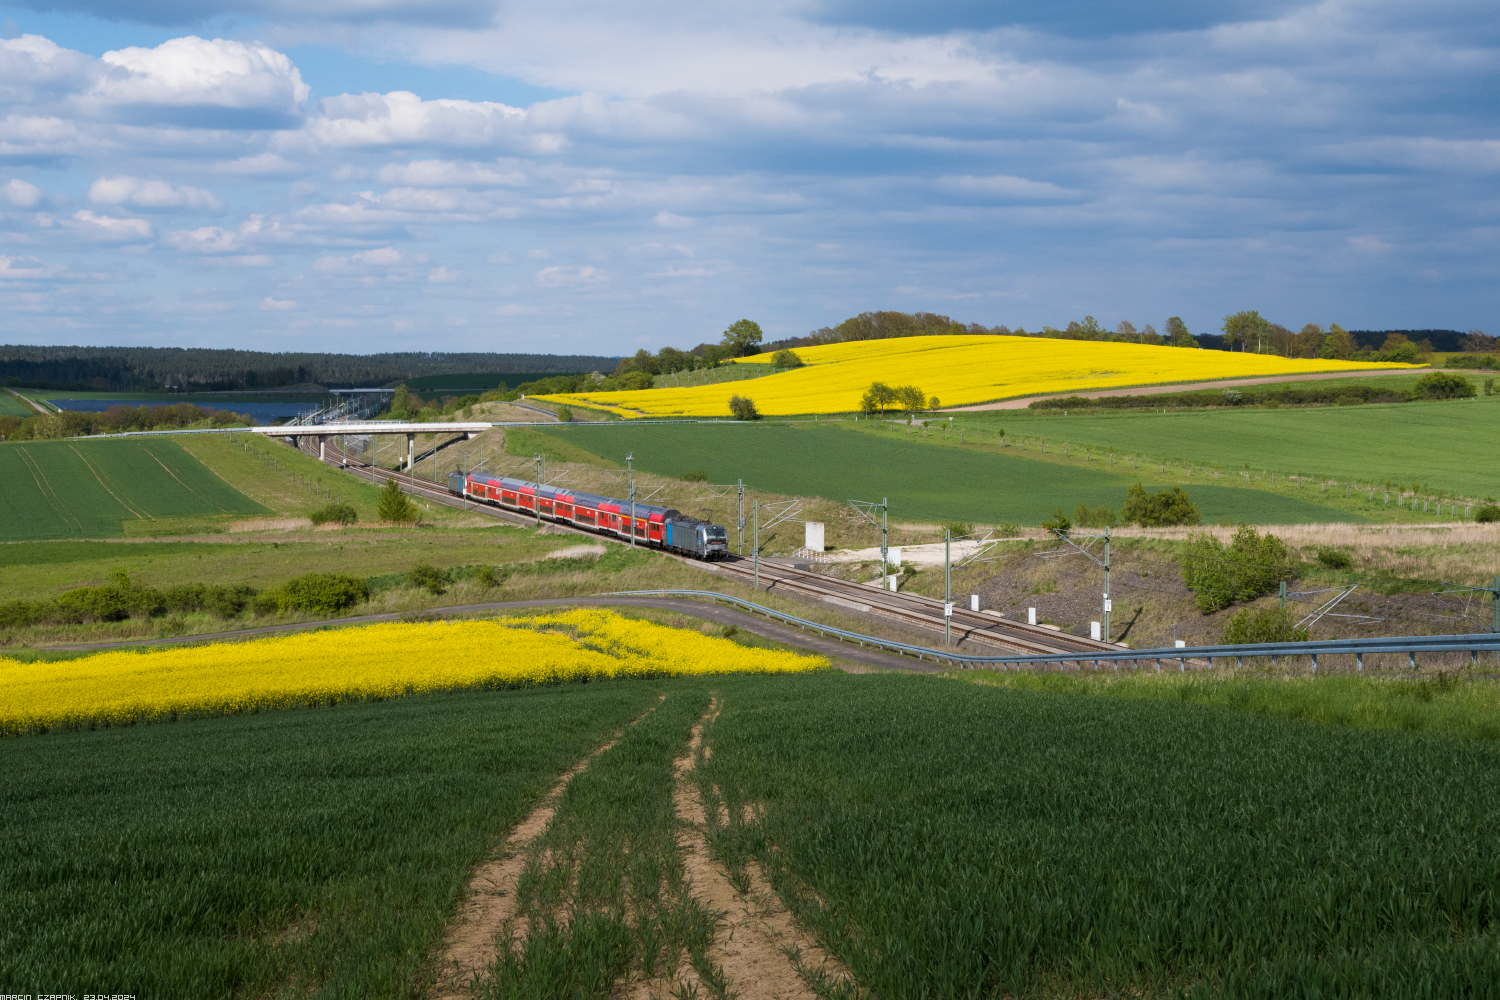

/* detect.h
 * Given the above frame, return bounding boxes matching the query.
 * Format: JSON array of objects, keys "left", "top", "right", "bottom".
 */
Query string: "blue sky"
[{"left": 0, "top": 0, "right": 1494, "bottom": 355}]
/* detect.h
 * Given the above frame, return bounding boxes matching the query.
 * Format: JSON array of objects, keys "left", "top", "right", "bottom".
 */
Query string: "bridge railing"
[{"left": 607, "top": 589, "right": 1500, "bottom": 672}]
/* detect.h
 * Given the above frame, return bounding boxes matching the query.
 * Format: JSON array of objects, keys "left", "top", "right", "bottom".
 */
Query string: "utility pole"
[
  {"left": 1103, "top": 525, "right": 1111, "bottom": 642},
  {"left": 944, "top": 529, "right": 952, "bottom": 646},
  {"left": 1280, "top": 580, "right": 1288, "bottom": 611},
  {"left": 627, "top": 452, "right": 636, "bottom": 547},
  {"left": 880, "top": 497, "right": 889, "bottom": 591},
  {"left": 533, "top": 453, "right": 544, "bottom": 527},
  {"left": 737, "top": 479, "right": 745, "bottom": 555},
  {"left": 753, "top": 499, "right": 759, "bottom": 590}
]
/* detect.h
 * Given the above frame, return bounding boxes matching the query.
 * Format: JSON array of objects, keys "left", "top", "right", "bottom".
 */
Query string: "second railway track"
[{"left": 302, "top": 437, "right": 1114, "bottom": 657}]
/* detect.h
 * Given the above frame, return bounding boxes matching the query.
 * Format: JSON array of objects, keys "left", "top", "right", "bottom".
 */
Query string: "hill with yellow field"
[{"left": 534, "top": 335, "right": 1412, "bottom": 418}]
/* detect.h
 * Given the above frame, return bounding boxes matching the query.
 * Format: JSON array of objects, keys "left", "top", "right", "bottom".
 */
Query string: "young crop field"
[
  {"left": 700, "top": 672, "right": 1500, "bottom": 997},
  {"left": 0, "top": 680, "right": 666, "bottom": 999},
  {"left": 12, "top": 670, "right": 1500, "bottom": 999},
  {"left": 953, "top": 391, "right": 1500, "bottom": 502},
  {"left": 0, "top": 438, "right": 268, "bottom": 541},
  {"left": 542, "top": 422, "right": 1359, "bottom": 526},
  {"left": 534, "top": 334, "right": 1409, "bottom": 417}
]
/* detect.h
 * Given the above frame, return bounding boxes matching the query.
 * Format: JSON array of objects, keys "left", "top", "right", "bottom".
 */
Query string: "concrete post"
[
  {"left": 318, "top": 435, "right": 326, "bottom": 461},
  {"left": 406, "top": 434, "right": 415, "bottom": 472}
]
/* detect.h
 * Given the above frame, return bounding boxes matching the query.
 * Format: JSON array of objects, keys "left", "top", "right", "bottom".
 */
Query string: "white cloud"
[
  {"left": 655, "top": 211, "right": 692, "bottom": 228},
  {"left": 528, "top": 248, "right": 550, "bottom": 259},
  {"left": 377, "top": 159, "right": 525, "bottom": 187},
  {"left": 488, "top": 251, "right": 515, "bottom": 264},
  {"left": 69, "top": 210, "right": 152, "bottom": 241},
  {"left": 164, "top": 225, "right": 239, "bottom": 252},
  {"left": 0, "top": 254, "right": 69, "bottom": 281},
  {"left": 1, "top": 177, "right": 41, "bottom": 207},
  {"left": 90, "top": 176, "right": 223, "bottom": 210},
  {"left": 309, "top": 91, "right": 524, "bottom": 148},
  {"left": 260, "top": 296, "right": 297, "bottom": 310},
  {"left": 353, "top": 246, "right": 402, "bottom": 265},
  {"left": 313, "top": 254, "right": 348, "bottom": 270},
  {"left": 427, "top": 266, "right": 461, "bottom": 282},
  {"left": 89, "top": 37, "right": 309, "bottom": 123},
  {"left": 535, "top": 264, "right": 603, "bottom": 287}
]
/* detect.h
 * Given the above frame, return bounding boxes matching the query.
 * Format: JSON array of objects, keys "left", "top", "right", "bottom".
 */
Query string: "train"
[{"left": 447, "top": 472, "right": 730, "bottom": 559}]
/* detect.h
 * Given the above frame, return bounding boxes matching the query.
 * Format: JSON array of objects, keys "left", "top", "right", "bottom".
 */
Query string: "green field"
[
  {"left": 700, "top": 673, "right": 1500, "bottom": 997},
  {"left": 0, "top": 439, "right": 269, "bottom": 541},
  {"left": 0, "top": 390, "right": 35, "bottom": 417},
  {"left": 542, "top": 423, "right": 1359, "bottom": 525},
  {"left": 0, "top": 681, "right": 661, "bottom": 998},
  {"left": 955, "top": 392, "right": 1500, "bottom": 500},
  {"left": 10, "top": 671, "right": 1500, "bottom": 998}
]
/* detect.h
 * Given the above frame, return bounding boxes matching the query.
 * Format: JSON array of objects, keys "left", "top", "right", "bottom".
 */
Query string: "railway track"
[{"left": 300, "top": 438, "right": 1112, "bottom": 656}]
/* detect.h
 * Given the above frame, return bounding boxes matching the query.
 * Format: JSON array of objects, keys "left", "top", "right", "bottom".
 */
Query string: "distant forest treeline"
[{"left": 0, "top": 346, "right": 623, "bottom": 393}]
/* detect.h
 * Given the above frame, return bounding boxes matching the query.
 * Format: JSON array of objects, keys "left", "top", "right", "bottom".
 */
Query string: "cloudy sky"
[{"left": 0, "top": 0, "right": 1493, "bottom": 355}]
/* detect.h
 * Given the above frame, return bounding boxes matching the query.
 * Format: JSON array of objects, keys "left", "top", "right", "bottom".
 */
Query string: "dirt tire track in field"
[
  {"left": 431, "top": 695, "right": 665, "bottom": 999},
  {"left": 627, "top": 698, "right": 851, "bottom": 1000},
  {"left": 66, "top": 443, "right": 151, "bottom": 521},
  {"left": 140, "top": 441, "right": 232, "bottom": 512},
  {"left": 13, "top": 447, "right": 86, "bottom": 534}
]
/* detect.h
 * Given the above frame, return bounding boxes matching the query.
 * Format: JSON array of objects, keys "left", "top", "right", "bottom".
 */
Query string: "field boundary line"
[
  {"left": 66, "top": 442, "right": 151, "bottom": 521},
  {"left": 431, "top": 695, "right": 664, "bottom": 999},
  {"left": 138, "top": 440, "right": 232, "bottom": 513},
  {"left": 15, "top": 446, "right": 87, "bottom": 535}
]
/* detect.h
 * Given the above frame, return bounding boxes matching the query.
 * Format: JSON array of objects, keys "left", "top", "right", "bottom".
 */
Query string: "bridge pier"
[
  {"left": 318, "top": 435, "right": 326, "bottom": 461},
  {"left": 406, "top": 433, "right": 415, "bottom": 472}
]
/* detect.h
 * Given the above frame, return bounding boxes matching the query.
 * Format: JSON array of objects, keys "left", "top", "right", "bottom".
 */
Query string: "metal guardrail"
[{"left": 608, "top": 589, "right": 1500, "bottom": 671}]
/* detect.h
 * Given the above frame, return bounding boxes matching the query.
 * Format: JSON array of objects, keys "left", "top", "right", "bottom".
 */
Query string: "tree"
[
  {"left": 1294, "top": 324, "right": 1325, "bottom": 358},
  {"left": 859, "top": 381, "right": 899, "bottom": 413},
  {"left": 391, "top": 384, "right": 411, "bottom": 419},
  {"left": 1320, "top": 324, "right": 1355, "bottom": 360},
  {"left": 1140, "top": 323, "right": 1163, "bottom": 345},
  {"left": 1413, "top": 372, "right": 1475, "bottom": 399},
  {"left": 1115, "top": 320, "right": 1139, "bottom": 342},
  {"left": 895, "top": 384, "right": 927, "bottom": 412},
  {"left": 727, "top": 394, "right": 759, "bottom": 420},
  {"left": 1165, "top": 316, "right": 1198, "bottom": 348},
  {"left": 1041, "top": 508, "right": 1072, "bottom": 535},
  {"left": 722, "top": 319, "right": 765, "bottom": 357},
  {"left": 1461, "top": 329, "right": 1496, "bottom": 353},
  {"left": 377, "top": 478, "right": 420, "bottom": 524},
  {"left": 1220, "top": 311, "right": 1266, "bottom": 352},
  {"left": 770, "top": 349, "right": 804, "bottom": 369}
]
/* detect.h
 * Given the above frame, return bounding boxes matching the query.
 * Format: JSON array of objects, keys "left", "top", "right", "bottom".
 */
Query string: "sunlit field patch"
[
  {"left": 536, "top": 335, "right": 1410, "bottom": 417},
  {"left": 0, "top": 610, "right": 824, "bottom": 735}
]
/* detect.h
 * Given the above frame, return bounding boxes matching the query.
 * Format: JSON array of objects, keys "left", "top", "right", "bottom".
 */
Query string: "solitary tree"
[
  {"left": 1320, "top": 324, "right": 1356, "bottom": 359},
  {"left": 721, "top": 319, "right": 764, "bottom": 356},
  {"left": 377, "top": 478, "right": 420, "bottom": 524}
]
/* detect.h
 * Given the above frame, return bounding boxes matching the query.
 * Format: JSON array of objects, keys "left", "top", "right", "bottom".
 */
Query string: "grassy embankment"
[
  {"left": 0, "top": 389, "right": 36, "bottom": 417},
  {"left": 11, "top": 671, "right": 1500, "bottom": 998}
]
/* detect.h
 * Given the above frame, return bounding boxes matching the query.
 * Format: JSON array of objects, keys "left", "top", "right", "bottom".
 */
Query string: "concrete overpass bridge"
[{"left": 246, "top": 421, "right": 492, "bottom": 470}]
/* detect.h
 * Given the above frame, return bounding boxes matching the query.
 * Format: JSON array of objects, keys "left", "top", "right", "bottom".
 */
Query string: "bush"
[
  {"left": 1412, "top": 371, "right": 1475, "bottom": 400},
  {"left": 1316, "top": 548, "right": 1353, "bottom": 570},
  {"left": 1041, "top": 508, "right": 1072, "bottom": 535},
  {"left": 727, "top": 394, "right": 759, "bottom": 420},
  {"left": 309, "top": 502, "right": 358, "bottom": 526},
  {"left": 1476, "top": 504, "right": 1500, "bottom": 524},
  {"left": 262, "top": 573, "right": 369, "bottom": 616},
  {"left": 770, "top": 349, "right": 804, "bottom": 369},
  {"left": 1073, "top": 503, "right": 1118, "bottom": 528},
  {"left": 161, "top": 583, "right": 257, "bottom": 618},
  {"left": 1222, "top": 607, "right": 1310, "bottom": 644},
  {"left": 476, "top": 565, "right": 498, "bottom": 588},
  {"left": 681, "top": 470, "right": 708, "bottom": 482},
  {"left": 940, "top": 521, "right": 974, "bottom": 538},
  {"left": 409, "top": 560, "right": 451, "bottom": 595},
  {"left": 555, "top": 406, "right": 573, "bottom": 422},
  {"left": 1182, "top": 526, "right": 1295, "bottom": 613},
  {"left": 376, "top": 478, "right": 420, "bottom": 524},
  {"left": 1122, "top": 483, "right": 1201, "bottom": 527}
]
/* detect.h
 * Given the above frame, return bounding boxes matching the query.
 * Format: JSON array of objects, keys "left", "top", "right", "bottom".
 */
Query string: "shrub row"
[
  {"left": 0, "top": 571, "right": 368, "bottom": 629},
  {"left": 1030, "top": 371, "right": 1477, "bottom": 411}
]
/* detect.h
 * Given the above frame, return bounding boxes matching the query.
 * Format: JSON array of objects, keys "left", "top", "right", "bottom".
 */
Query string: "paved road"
[
  {"left": 42, "top": 596, "right": 936, "bottom": 673},
  {"left": 944, "top": 368, "right": 1433, "bottom": 411}
]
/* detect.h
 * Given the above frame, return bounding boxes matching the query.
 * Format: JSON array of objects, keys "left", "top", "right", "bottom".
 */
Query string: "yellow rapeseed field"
[
  {"left": 535, "top": 335, "right": 1412, "bottom": 418},
  {"left": 0, "top": 610, "right": 824, "bottom": 735}
]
